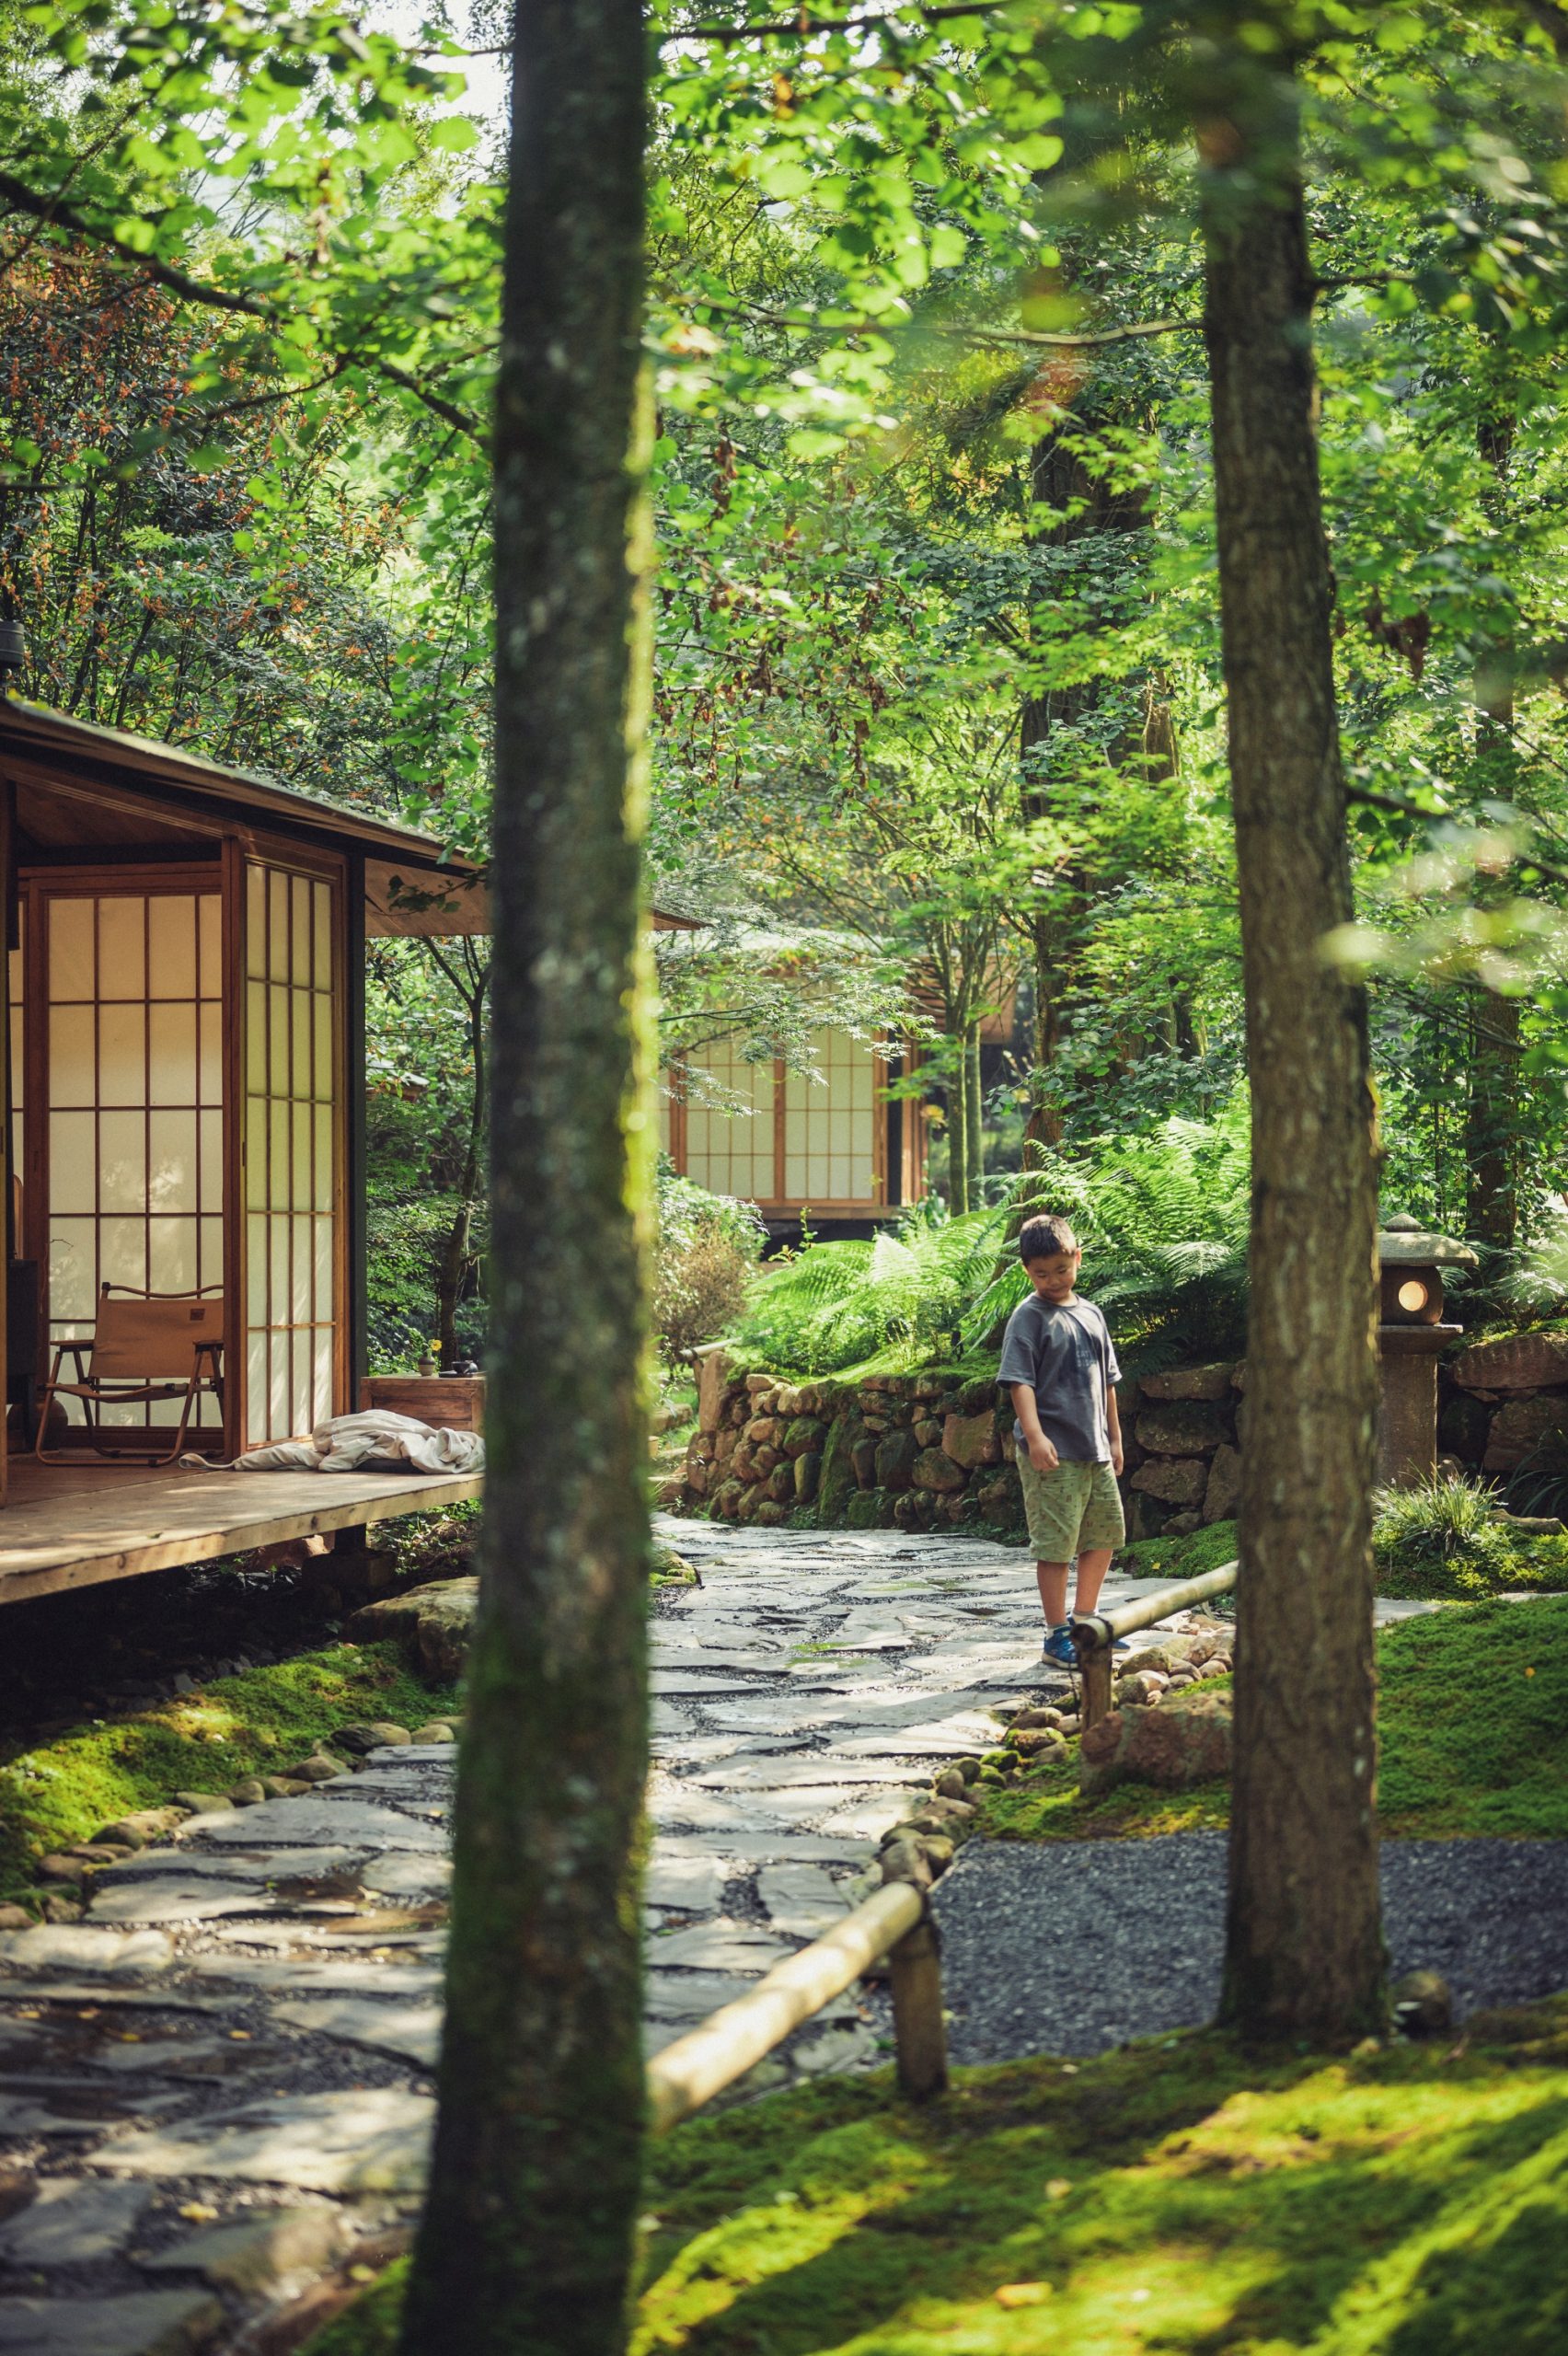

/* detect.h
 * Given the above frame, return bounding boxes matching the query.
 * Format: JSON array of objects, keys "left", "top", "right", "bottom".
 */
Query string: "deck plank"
[{"left": 0, "top": 1463, "right": 482, "bottom": 1604}]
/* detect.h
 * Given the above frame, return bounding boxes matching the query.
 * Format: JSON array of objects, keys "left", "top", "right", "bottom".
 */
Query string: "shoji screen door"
[
  {"left": 29, "top": 878, "right": 225, "bottom": 1438},
  {"left": 241, "top": 856, "right": 344, "bottom": 1449}
]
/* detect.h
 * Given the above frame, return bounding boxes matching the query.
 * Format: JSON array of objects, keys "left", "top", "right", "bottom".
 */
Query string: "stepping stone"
[
  {"left": 359, "top": 1854, "right": 452, "bottom": 1899},
  {"left": 184, "top": 1799, "right": 446, "bottom": 1851},
  {"left": 142, "top": 2203, "right": 355, "bottom": 2292},
  {"left": 102, "top": 1849, "right": 366, "bottom": 1883},
  {"left": 0, "top": 2090, "right": 146, "bottom": 2136},
  {"left": 0, "top": 2291, "right": 223, "bottom": 2353},
  {"left": 187, "top": 1957, "right": 444, "bottom": 1997},
  {"left": 0, "top": 2177, "right": 150, "bottom": 2267},
  {"left": 94, "top": 2085, "right": 434, "bottom": 2192},
  {"left": 692, "top": 1756, "right": 928, "bottom": 1789},
  {"left": 643, "top": 1854, "right": 728, "bottom": 1912},
  {"left": 644, "top": 1970, "right": 767, "bottom": 2019},
  {"left": 651, "top": 1675, "right": 775, "bottom": 1698},
  {"left": 647, "top": 1922, "right": 790, "bottom": 1971},
  {"left": 757, "top": 1864, "right": 850, "bottom": 1937},
  {"left": 87, "top": 1879, "right": 271, "bottom": 1925},
  {"left": 792, "top": 2022, "right": 879, "bottom": 2075},
  {"left": 271, "top": 1996, "right": 442, "bottom": 2068},
  {"left": 818, "top": 1787, "right": 932, "bottom": 1838},
  {"left": 0, "top": 1928, "right": 173, "bottom": 1977},
  {"left": 86, "top": 2034, "right": 276, "bottom": 2081},
  {"left": 0, "top": 1986, "right": 235, "bottom": 2015}
]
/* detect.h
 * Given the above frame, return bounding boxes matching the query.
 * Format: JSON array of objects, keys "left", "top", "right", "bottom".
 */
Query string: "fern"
[{"left": 732, "top": 1095, "right": 1254, "bottom": 1379}]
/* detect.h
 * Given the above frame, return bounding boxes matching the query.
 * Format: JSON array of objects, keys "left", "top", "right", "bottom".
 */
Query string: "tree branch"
[
  {"left": 676, "top": 288, "right": 1205, "bottom": 349},
  {"left": 0, "top": 171, "right": 484, "bottom": 441},
  {"left": 1346, "top": 781, "right": 1568, "bottom": 892}
]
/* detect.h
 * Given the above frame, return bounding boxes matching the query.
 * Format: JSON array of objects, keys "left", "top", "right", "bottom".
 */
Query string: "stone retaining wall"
[
  {"left": 1437, "top": 1330, "right": 1568, "bottom": 1481},
  {"left": 678, "top": 1352, "right": 1248, "bottom": 1537}
]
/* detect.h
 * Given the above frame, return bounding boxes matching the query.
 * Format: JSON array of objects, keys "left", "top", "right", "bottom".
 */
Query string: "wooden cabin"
[
  {"left": 0, "top": 698, "right": 487, "bottom": 1601},
  {"left": 661, "top": 1026, "right": 927, "bottom": 1241}
]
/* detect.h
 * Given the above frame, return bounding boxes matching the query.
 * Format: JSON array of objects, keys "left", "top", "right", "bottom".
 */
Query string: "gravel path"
[{"left": 932, "top": 1830, "right": 1568, "bottom": 2060}]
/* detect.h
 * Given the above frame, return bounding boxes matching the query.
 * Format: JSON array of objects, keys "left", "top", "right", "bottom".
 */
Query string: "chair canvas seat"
[{"left": 37, "top": 1288, "right": 225, "bottom": 1466}]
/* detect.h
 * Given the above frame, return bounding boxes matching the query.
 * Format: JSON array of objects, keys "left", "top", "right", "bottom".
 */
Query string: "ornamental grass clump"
[{"left": 1371, "top": 1472, "right": 1518, "bottom": 1600}]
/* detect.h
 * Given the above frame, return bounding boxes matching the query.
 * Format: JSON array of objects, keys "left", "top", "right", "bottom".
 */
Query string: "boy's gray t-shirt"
[{"left": 997, "top": 1294, "right": 1121, "bottom": 1462}]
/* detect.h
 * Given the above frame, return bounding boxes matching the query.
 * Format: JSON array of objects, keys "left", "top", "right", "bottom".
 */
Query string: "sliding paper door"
[{"left": 242, "top": 858, "right": 342, "bottom": 1447}]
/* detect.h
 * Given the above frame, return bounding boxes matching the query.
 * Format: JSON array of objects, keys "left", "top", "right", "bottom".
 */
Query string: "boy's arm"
[
  {"left": 1107, "top": 1385, "right": 1124, "bottom": 1477},
  {"left": 1010, "top": 1383, "right": 1058, "bottom": 1472}
]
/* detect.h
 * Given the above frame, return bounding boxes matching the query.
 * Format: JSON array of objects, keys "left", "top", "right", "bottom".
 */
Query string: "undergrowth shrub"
[
  {"left": 654, "top": 1168, "right": 767, "bottom": 1365},
  {"left": 1372, "top": 1473, "right": 1532, "bottom": 1599}
]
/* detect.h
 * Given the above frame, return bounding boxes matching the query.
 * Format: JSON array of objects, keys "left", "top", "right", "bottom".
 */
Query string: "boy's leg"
[
  {"left": 1035, "top": 1560, "right": 1071, "bottom": 1627},
  {"left": 1071, "top": 1466, "right": 1126, "bottom": 1621},
  {"left": 1072, "top": 1547, "right": 1113, "bottom": 1616}
]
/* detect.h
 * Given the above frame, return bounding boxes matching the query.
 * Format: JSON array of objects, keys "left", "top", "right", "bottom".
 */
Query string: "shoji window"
[
  {"left": 681, "top": 1034, "right": 777, "bottom": 1201},
  {"left": 243, "top": 861, "right": 339, "bottom": 1447},
  {"left": 41, "top": 888, "right": 225, "bottom": 1429},
  {"left": 783, "top": 1027, "right": 877, "bottom": 1203}
]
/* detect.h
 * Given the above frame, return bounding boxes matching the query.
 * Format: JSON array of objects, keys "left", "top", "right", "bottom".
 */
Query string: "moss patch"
[
  {"left": 0, "top": 1642, "right": 457, "bottom": 1907},
  {"left": 305, "top": 2002, "right": 1568, "bottom": 2355},
  {"left": 978, "top": 1594, "right": 1568, "bottom": 1846},
  {"left": 1121, "top": 1518, "right": 1239, "bottom": 1585}
]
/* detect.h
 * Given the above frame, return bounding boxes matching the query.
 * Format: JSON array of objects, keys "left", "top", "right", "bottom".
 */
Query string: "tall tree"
[
  {"left": 1198, "top": 23, "right": 1385, "bottom": 2042},
  {"left": 399, "top": 0, "right": 653, "bottom": 2346}
]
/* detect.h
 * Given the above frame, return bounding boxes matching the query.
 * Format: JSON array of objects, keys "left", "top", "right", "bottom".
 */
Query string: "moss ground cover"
[
  {"left": 980, "top": 1594, "right": 1568, "bottom": 1846},
  {"left": 306, "top": 2001, "right": 1568, "bottom": 2356},
  {"left": 0, "top": 1642, "right": 457, "bottom": 1906}
]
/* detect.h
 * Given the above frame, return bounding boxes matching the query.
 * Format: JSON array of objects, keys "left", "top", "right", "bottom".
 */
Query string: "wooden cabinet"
[{"left": 360, "top": 1374, "right": 486, "bottom": 1432}]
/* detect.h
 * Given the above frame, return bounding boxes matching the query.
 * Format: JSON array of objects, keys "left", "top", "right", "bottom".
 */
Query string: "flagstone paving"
[{"left": 0, "top": 1517, "right": 1406, "bottom": 2349}]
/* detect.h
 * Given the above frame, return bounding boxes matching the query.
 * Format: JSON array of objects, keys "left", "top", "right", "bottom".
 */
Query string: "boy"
[{"left": 997, "top": 1212, "right": 1125, "bottom": 1668}]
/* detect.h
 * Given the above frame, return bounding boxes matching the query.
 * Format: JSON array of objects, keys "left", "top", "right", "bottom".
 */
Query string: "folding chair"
[{"left": 35, "top": 1284, "right": 225, "bottom": 1467}]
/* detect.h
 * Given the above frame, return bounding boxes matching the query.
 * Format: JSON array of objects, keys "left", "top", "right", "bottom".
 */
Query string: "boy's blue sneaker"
[{"left": 1043, "top": 1624, "right": 1078, "bottom": 1669}]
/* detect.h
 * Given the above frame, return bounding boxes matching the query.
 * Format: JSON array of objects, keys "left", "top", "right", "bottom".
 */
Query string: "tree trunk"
[
  {"left": 1464, "top": 987, "right": 1521, "bottom": 1261},
  {"left": 945, "top": 1034, "right": 969, "bottom": 1215},
  {"left": 964, "top": 1025, "right": 984, "bottom": 1205},
  {"left": 1201, "top": 61, "right": 1385, "bottom": 2044},
  {"left": 398, "top": 0, "right": 652, "bottom": 2343},
  {"left": 1465, "top": 406, "right": 1521, "bottom": 1271}
]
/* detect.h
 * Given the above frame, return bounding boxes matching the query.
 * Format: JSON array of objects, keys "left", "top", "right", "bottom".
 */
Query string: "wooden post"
[
  {"left": 1076, "top": 1636, "right": 1114, "bottom": 1732},
  {"left": 889, "top": 1912, "right": 947, "bottom": 2101}
]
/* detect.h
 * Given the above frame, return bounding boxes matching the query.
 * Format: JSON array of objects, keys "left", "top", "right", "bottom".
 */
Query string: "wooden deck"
[{"left": 0, "top": 1458, "right": 483, "bottom": 1607}]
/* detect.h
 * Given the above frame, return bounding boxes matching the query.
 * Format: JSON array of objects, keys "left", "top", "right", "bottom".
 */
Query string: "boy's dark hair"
[{"left": 1019, "top": 1213, "right": 1078, "bottom": 1264}]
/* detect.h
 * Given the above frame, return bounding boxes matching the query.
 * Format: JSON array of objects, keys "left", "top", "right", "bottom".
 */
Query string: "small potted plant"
[{"left": 417, "top": 1338, "right": 440, "bottom": 1380}]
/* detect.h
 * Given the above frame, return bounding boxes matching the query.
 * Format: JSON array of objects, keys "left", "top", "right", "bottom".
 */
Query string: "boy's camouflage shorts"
[{"left": 1018, "top": 1456, "right": 1125, "bottom": 1560}]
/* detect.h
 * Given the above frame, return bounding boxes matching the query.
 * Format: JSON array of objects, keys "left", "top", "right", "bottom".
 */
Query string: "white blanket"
[{"left": 187, "top": 1409, "right": 484, "bottom": 1477}]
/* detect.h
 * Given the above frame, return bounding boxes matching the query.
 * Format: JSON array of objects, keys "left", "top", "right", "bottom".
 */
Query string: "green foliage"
[
  {"left": 1369, "top": 1474, "right": 1554, "bottom": 1600},
  {"left": 306, "top": 2004, "right": 1568, "bottom": 2356},
  {"left": 972, "top": 1099, "right": 1253, "bottom": 1367},
  {"left": 732, "top": 1098, "right": 1252, "bottom": 1380},
  {"left": 0, "top": 1640, "right": 459, "bottom": 1908},
  {"left": 732, "top": 1201, "right": 1002, "bottom": 1378},
  {"left": 366, "top": 1193, "right": 487, "bottom": 1370},
  {"left": 653, "top": 1166, "right": 767, "bottom": 1366}
]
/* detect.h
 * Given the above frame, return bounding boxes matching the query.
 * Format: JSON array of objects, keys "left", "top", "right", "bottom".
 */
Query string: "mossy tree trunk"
[
  {"left": 1200, "top": 48, "right": 1386, "bottom": 2044},
  {"left": 398, "top": 0, "right": 652, "bottom": 2345},
  {"left": 964, "top": 1024, "right": 984, "bottom": 1207}
]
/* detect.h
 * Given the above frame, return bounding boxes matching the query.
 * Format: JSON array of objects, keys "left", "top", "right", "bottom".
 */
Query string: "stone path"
[{"left": 0, "top": 1520, "right": 1439, "bottom": 2351}]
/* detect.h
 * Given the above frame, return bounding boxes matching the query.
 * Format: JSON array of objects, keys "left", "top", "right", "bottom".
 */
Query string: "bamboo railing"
[
  {"left": 646, "top": 1877, "right": 945, "bottom": 2131},
  {"left": 1069, "top": 1559, "right": 1239, "bottom": 1729}
]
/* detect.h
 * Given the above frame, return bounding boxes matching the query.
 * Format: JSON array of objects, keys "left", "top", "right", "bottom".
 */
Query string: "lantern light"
[{"left": 1397, "top": 1278, "right": 1429, "bottom": 1314}]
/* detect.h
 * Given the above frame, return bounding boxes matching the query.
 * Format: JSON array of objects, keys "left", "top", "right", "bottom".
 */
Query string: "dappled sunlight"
[{"left": 628, "top": 2025, "right": 1568, "bottom": 2356}]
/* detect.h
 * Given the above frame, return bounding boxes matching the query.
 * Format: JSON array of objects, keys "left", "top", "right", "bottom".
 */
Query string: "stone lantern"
[{"left": 1376, "top": 1215, "right": 1478, "bottom": 1487}]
